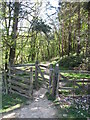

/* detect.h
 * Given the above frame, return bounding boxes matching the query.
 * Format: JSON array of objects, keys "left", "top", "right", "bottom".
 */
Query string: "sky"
[
  {"left": 40, "top": 0, "right": 59, "bottom": 21},
  {"left": 38, "top": 0, "right": 60, "bottom": 29},
  {"left": 19, "top": 0, "right": 59, "bottom": 33},
  {"left": 0, "top": 0, "right": 59, "bottom": 34}
]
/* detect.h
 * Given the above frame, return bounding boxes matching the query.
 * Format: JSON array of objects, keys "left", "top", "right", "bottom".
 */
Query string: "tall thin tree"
[{"left": 9, "top": 2, "right": 20, "bottom": 65}]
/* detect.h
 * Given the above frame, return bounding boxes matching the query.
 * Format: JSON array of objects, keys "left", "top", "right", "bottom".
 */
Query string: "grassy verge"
[
  {"left": 46, "top": 92, "right": 90, "bottom": 119},
  {"left": 56, "top": 104, "right": 90, "bottom": 119},
  {"left": 50, "top": 54, "right": 88, "bottom": 71},
  {"left": 1, "top": 93, "right": 28, "bottom": 113},
  {"left": 61, "top": 72, "right": 90, "bottom": 79}
]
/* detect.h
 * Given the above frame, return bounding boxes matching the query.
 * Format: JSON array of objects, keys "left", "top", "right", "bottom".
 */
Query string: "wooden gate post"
[
  {"left": 52, "top": 64, "right": 59, "bottom": 98},
  {"left": 48, "top": 64, "right": 53, "bottom": 93},
  {"left": 4, "top": 68, "right": 8, "bottom": 94},
  {"left": 29, "top": 67, "right": 33, "bottom": 98},
  {"left": 35, "top": 61, "right": 38, "bottom": 89},
  {"left": 8, "top": 62, "right": 11, "bottom": 93}
]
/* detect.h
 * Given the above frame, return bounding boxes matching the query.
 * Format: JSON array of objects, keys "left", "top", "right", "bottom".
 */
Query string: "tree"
[
  {"left": 9, "top": 2, "right": 20, "bottom": 65},
  {"left": 2, "top": 2, "right": 12, "bottom": 69},
  {"left": 77, "top": 3, "right": 81, "bottom": 56},
  {"left": 83, "top": 2, "right": 90, "bottom": 70},
  {"left": 68, "top": 3, "right": 72, "bottom": 56}
]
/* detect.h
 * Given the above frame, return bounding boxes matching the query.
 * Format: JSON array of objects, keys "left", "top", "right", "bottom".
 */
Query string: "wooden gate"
[
  {"left": 4, "top": 61, "right": 89, "bottom": 100},
  {"left": 59, "top": 70, "right": 90, "bottom": 99},
  {"left": 35, "top": 61, "right": 90, "bottom": 100},
  {"left": 7, "top": 63, "right": 35, "bottom": 98},
  {"left": 35, "top": 61, "right": 60, "bottom": 98}
]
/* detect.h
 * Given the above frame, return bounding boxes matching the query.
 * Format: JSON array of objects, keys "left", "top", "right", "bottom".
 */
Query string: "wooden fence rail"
[
  {"left": 11, "top": 63, "right": 35, "bottom": 67},
  {"left": 3, "top": 61, "right": 90, "bottom": 99},
  {"left": 6, "top": 63, "right": 34, "bottom": 98},
  {"left": 59, "top": 70, "right": 90, "bottom": 74},
  {"left": 35, "top": 62, "right": 90, "bottom": 98}
]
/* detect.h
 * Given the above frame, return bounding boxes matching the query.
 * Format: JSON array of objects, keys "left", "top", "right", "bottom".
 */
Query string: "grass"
[
  {"left": 45, "top": 92, "right": 55, "bottom": 101},
  {"left": 46, "top": 92, "right": 90, "bottom": 119},
  {"left": 58, "top": 90, "right": 71, "bottom": 95},
  {"left": 59, "top": 54, "right": 84, "bottom": 69},
  {"left": 46, "top": 54, "right": 90, "bottom": 100},
  {"left": 56, "top": 105, "right": 90, "bottom": 119},
  {"left": 1, "top": 54, "right": 89, "bottom": 117},
  {"left": 61, "top": 72, "right": 90, "bottom": 79},
  {"left": 58, "top": 72, "right": 89, "bottom": 96},
  {"left": 1, "top": 93, "right": 28, "bottom": 113},
  {"left": 50, "top": 54, "right": 88, "bottom": 71}
]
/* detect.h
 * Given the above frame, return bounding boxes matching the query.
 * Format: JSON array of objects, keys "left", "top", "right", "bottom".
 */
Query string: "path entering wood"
[{"left": 2, "top": 88, "right": 57, "bottom": 118}]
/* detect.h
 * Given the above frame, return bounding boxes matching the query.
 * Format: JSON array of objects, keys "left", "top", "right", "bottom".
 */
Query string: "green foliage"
[
  {"left": 32, "top": 18, "right": 51, "bottom": 35},
  {"left": 61, "top": 72, "right": 90, "bottom": 79},
  {"left": 46, "top": 92, "right": 90, "bottom": 118},
  {"left": 83, "top": 2, "right": 90, "bottom": 11},
  {"left": 2, "top": 2, "right": 90, "bottom": 66},
  {"left": 58, "top": 105, "right": 90, "bottom": 118},
  {"left": 54, "top": 98, "right": 90, "bottom": 118},
  {"left": 45, "top": 92, "right": 55, "bottom": 101},
  {"left": 59, "top": 54, "right": 83, "bottom": 69},
  {"left": 1, "top": 93, "right": 28, "bottom": 113}
]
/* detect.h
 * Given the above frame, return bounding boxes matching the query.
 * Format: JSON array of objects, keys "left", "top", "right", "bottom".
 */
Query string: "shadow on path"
[{"left": 2, "top": 88, "right": 57, "bottom": 118}]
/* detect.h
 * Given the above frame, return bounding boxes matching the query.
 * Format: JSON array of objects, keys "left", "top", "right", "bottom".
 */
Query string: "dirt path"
[
  {"left": 2, "top": 62, "right": 58, "bottom": 118},
  {"left": 2, "top": 88, "right": 57, "bottom": 118}
]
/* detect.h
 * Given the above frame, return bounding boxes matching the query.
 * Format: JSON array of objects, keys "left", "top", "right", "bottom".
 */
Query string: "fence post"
[
  {"left": 73, "top": 78, "right": 75, "bottom": 103},
  {"left": 35, "top": 61, "right": 38, "bottom": 89},
  {"left": 4, "top": 67, "right": 8, "bottom": 94},
  {"left": 8, "top": 62, "right": 11, "bottom": 93},
  {"left": 56, "top": 72, "right": 60, "bottom": 98},
  {"left": 29, "top": 67, "right": 33, "bottom": 98},
  {"left": 48, "top": 64, "right": 53, "bottom": 93},
  {"left": 52, "top": 64, "right": 59, "bottom": 98}
]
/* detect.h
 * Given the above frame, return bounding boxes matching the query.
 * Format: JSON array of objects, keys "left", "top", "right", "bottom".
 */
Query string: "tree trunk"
[
  {"left": 31, "top": 32, "right": 37, "bottom": 61},
  {"left": 3, "top": 2, "right": 9, "bottom": 70},
  {"left": 68, "top": 32, "right": 71, "bottom": 56},
  {"left": 57, "top": 31, "right": 61, "bottom": 57},
  {"left": 77, "top": 3, "right": 81, "bottom": 56},
  {"left": 73, "top": 30, "right": 76, "bottom": 53},
  {"left": 86, "top": 2, "right": 90, "bottom": 70},
  {"left": 9, "top": 2, "right": 20, "bottom": 65},
  {"left": 68, "top": 4, "right": 71, "bottom": 56},
  {"left": 61, "top": 22, "right": 64, "bottom": 57},
  {"left": 47, "top": 41, "right": 50, "bottom": 60},
  {"left": 5, "top": 50, "right": 8, "bottom": 70}
]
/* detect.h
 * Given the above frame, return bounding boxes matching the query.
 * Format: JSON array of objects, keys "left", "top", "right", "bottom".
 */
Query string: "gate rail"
[
  {"left": 6, "top": 63, "right": 34, "bottom": 98},
  {"left": 3, "top": 61, "right": 90, "bottom": 99}
]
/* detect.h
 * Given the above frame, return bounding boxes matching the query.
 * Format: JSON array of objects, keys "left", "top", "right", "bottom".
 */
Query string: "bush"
[{"left": 59, "top": 55, "right": 83, "bottom": 69}]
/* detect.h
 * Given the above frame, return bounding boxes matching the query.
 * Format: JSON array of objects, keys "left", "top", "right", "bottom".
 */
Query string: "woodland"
[
  {"left": 0, "top": 1, "right": 89, "bottom": 69},
  {"left": 0, "top": 1, "right": 90, "bottom": 119}
]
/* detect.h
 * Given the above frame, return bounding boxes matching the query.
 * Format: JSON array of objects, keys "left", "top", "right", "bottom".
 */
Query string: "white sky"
[
  {"left": 40, "top": 0, "right": 59, "bottom": 20},
  {"left": 19, "top": 0, "right": 59, "bottom": 33},
  {"left": 1, "top": 0, "right": 59, "bottom": 34},
  {"left": 50, "top": 0, "right": 59, "bottom": 7}
]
